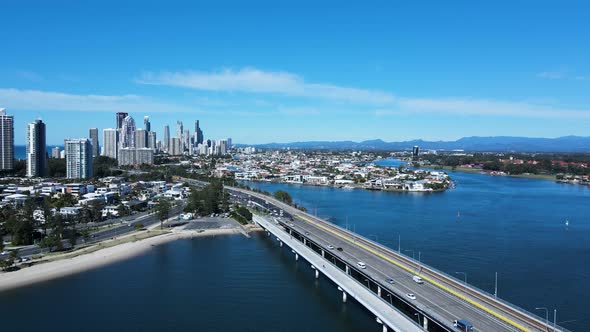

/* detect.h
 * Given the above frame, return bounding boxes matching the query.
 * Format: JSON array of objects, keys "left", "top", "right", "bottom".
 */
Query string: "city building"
[
  {"left": 144, "top": 116, "right": 151, "bottom": 132},
  {"left": 412, "top": 146, "right": 420, "bottom": 158},
  {"left": 177, "top": 120, "right": 183, "bottom": 141},
  {"left": 102, "top": 128, "right": 118, "bottom": 159},
  {"left": 148, "top": 131, "right": 157, "bottom": 151},
  {"left": 118, "top": 147, "right": 154, "bottom": 166},
  {"left": 26, "top": 119, "right": 47, "bottom": 177},
  {"left": 135, "top": 128, "right": 148, "bottom": 148},
  {"left": 51, "top": 146, "right": 61, "bottom": 159},
  {"left": 163, "top": 125, "right": 170, "bottom": 152},
  {"left": 195, "top": 120, "right": 204, "bottom": 145},
  {"left": 116, "top": 112, "right": 128, "bottom": 129},
  {"left": 0, "top": 108, "right": 14, "bottom": 171},
  {"left": 170, "top": 137, "right": 183, "bottom": 156},
  {"left": 121, "top": 115, "right": 136, "bottom": 148},
  {"left": 89, "top": 128, "right": 99, "bottom": 158},
  {"left": 65, "top": 138, "right": 93, "bottom": 179},
  {"left": 219, "top": 139, "right": 228, "bottom": 155}
]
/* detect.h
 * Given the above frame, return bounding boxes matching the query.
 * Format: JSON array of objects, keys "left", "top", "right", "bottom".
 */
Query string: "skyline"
[{"left": 2, "top": 1, "right": 590, "bottom": 145}]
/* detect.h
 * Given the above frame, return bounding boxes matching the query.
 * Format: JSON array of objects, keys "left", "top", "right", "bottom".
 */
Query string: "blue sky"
[{"left": 1, "top": 0, "right": 589, "bottom": 145}]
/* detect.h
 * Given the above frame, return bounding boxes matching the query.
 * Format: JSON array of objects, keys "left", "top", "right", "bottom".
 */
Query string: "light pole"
[
  {"left": 455, "top": 272, "right": 467, "bottom": 290},
  {"left": 535, "top": 307, "right": 549, "bottom": 332},
  {"left": 494, "top": 272, "right": 498, "bottom": 299},
  {"left": 398, "top": 234, "right": 401, "bottom": 253},
  {"left": 404, "top": 249, "right": 415, "bottom": 260},
  {"left": 553, "top": 309, "right": 557, "bottom": 331},
  {"left": 414, "top": 313, "right": 421, "bottom": 326}
]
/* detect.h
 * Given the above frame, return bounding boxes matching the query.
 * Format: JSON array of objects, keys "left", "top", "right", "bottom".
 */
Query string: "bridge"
[{"left": 182, "top": 179, "right": 569, "bottom": 332}]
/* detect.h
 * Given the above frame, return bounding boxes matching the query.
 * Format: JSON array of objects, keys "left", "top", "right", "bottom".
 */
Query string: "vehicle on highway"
[
  {"left": 412, "top": 275, "right": 424, "bottom": 284},
  {"left": 289, "top": 223, "right": 294, "bottom": 227},
  {"left": 327, "top": 245, "right": 334, "bottom": 250},
  {"left": 453, "top": 319, "right": 474, "bottom": 332},
  {"left": 336, "top": 247, "right": 343, "bottom": 251},
  {"left": 386, "top": 278, "right": 395, "bottom": 284},
  {"left": 304, "top": 231, "right": 310, "bottom": 235},
  {"left": 406, "top": 293, "right": 416, "bottom": 300},
  {"left": 357, "top": 262, "right": 366, "bottom": 269}
]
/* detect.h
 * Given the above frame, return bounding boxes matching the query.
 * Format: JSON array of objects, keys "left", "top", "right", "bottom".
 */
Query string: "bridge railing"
[{"left": 324, "top": 224, "right": 572, "bottom": 332}]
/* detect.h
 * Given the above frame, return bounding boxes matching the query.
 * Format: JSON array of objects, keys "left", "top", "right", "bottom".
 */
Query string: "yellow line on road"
[{"left": 296, "top": 213, "right": 532, "bottom": 332}]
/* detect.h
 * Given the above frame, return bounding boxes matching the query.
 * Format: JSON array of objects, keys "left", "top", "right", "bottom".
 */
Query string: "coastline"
[
  {"left": 0, "top": 228, "right": 242, "bottom": 293},
  {"left": 436, "top": 166, "right": 558, "bottom": 182}
]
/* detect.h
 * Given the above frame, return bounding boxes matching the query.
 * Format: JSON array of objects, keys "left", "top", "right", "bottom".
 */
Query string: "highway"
[{"left": 224, "top": 184, "right": 565, "bottom": 332}]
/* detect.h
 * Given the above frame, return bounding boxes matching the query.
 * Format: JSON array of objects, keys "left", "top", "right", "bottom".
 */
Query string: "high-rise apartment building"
[
  {"left": 65, "top": 138, "right": 93, "bottom": 179},
  {"left": 144, "top": 116, "right": 151, "bottom": 132},
  {"left": 102, "top": 128, "right": 118, "bottom": 159},
  {"left": 135, "top": 128, "right": 148, "bottom": 149},
  {"left": 118, "top": 147, "right": 154, "bottom": 166},
  {"left": 170, "top": 137, "right": 183, "bottom": 156},
  {"left": 116, "top": 112, "right": 128, "bottom": 129},
  {"left": 163, "top": 125, "right": 170, "bottom": 152},
  {"left": 89, "top": 128, "right": 99, "bottom": 158},
  {"left": 26, "top": 119, "right": 47, "bottom": 177},
  {"left": 177, "top": 121, "right": 183, "bottom": 140},
  {"left": 148, "top": 131, "right": 157, "bottom": 151},
  {"left": 121, "top": 115, "right": 136, "bottom": 148},
  {"left": 195, "top": 120, "right": 204, "bottom": 145},
  {"left": 0, "top": 108, "right": 14, "bottom": 171},
  {"left": 51, "top": 147, "right": 61, "bottom": 159}
]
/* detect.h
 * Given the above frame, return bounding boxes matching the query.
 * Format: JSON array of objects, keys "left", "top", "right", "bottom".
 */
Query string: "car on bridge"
[
  {"left": 453, "top": 319, "right": 474, "bottom": 332},
  {"left": 357, "top": 262, "right": 366, "bottom": 269},
  {"left": 406, "top": 293, "right": 416, "bottom": 300},
  {"left": 327, "top": 245, "right": 334, "bottom": 250},
  {"left": 386, "top": 278, "right": 395, "bottom": 284}
]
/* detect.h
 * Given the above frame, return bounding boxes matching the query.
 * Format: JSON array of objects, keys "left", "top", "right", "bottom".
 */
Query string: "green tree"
[
  {"left": 155, "top": 199, "right": 171, "bottom": 229},
  {"left": 274, "top": 190, "right": 293, "bottom": 205}
]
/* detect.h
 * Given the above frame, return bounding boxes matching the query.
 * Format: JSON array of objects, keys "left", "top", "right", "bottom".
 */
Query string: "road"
[
  {"left": 223, "top": 184, "right": 562, "bottom": 332},
  {"left": 1, "top": 203, "right": 185, "bottom": 259}
]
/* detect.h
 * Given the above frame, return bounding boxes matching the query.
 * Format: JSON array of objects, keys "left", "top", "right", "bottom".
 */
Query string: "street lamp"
[
  {"left": 414, "top": 313, "right": 421, "bottom": 326},
  {"left": 455, "top": 272, "right": 467, "bottom": 289},
  {"left": 535, "top": 307, "right": 549, "bottom": 332},
  {"left": 404, "top": 249, "right": 415, "bottom": 260}
]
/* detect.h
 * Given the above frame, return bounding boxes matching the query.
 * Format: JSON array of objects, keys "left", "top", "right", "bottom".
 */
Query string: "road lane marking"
[{"left": 295, "top": 213, "right": 532, "bottom": 332}]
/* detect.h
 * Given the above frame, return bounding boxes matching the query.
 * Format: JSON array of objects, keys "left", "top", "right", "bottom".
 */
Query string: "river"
[{"left": 1, "top": 159, "right": 588, "bottom": 331}]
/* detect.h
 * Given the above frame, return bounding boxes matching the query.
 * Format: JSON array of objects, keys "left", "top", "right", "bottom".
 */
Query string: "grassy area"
[{"left": 39, "top": 229, "right": 170, "bottom": 263}]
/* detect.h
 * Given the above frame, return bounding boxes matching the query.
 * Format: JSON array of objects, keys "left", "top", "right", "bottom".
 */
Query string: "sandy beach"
[{"left": 0, "top": 228, "right": 241, "bottom": 293}]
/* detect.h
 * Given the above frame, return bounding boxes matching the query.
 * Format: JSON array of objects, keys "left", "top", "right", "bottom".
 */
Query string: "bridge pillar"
[
  {"left": 423, "top": 317, "right": 428, "bottom": 330},
  {"left": 303, "top": 238, "right": 306, "bottom": 245},
  {"left": 315, "top": 269, "right": 319, "bottom": 279},
  {"left": 342, "top": 291, "right": 347, "bottom": 303},
  {"left": 279, "top": 240, "right": 283, "bottom": 247},
  {"left": 321, "top": 249, "right": 325, "bottom": 257},
  {"left": 345, "top": 265, "right": 350, "bottom": 275},
  {"left": 377, "top": 286, "right": 381, "bottom": 297},
  {"left": 382, "top": 325, "right": 387, "bottom": 332}
]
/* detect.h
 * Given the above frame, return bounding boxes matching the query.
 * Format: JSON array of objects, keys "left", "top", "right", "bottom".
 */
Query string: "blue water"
[
  {"left": 245, "top": 159, "right": 590, "bottom": 331},
  {"left": 14, "top": 145, "right": 59, "bottom": 159},
  {"left": 1, "top": 159, "right": 587, "bottom": 331}
]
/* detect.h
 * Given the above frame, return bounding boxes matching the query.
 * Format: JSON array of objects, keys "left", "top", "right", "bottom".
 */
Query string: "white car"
[
  {"left": 357, "top": 262, "right": 366, "bottom": 269},
  {"left": 327, "top": 245, "right": 335, "bottom": 250},
  {"left": 406, "top": 293, "right": 416, "bottom": 300}
]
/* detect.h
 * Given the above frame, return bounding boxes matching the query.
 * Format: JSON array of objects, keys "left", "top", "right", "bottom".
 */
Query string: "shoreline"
[{"left": 0, "top": 228, "right": 243, "bottom": 293}]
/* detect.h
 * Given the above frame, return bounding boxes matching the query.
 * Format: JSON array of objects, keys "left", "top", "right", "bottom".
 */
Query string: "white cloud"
[
  {"left": 536, "top": 71, "right": 564, "bottom": 79},
  {"left": 0, "top": 88, "right": 196, "bottom": 113},
  {"left": 137, "top": 67, "right": 396, "bottom": 105},
  {"left": 379, "top": 97, "right": 590, "bottom": 118}
]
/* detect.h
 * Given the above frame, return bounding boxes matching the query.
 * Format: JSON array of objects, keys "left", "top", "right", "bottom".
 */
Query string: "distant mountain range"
[{"left": 238, "top": 136, "right": 590, "bottom": 153}]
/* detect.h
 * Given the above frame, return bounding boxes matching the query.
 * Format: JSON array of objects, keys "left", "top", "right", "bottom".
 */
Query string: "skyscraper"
[
  {"left": 103, "top": 128, "right": 118, "bottom": 159},
  {"left": 163, "top": 125, "right": 170, "bottom": 152},
  {"left": 195, "top": 120, "right": 204, "bottom": 145},
  {"left": 65, "top": 138, "right": 93, "bottom": 179},
  {"left": 116, "top": 112, "right": 128, "bottom": 129},
  {"left": 412, "top": 146, "right": 420, "bottom": 158},
  {"left": 148, "top": 131, "right": 157, "bottom": 151},
  {"left": 51, "top": 147, "right": 61, "bottom": 159},
  {"left": 177, "top": 121, "right": 183, "bottom": 139},
  {"left": 89, "top": 128, "right": 99, "bottom": 158},
  {"left": 144, "top": 116, "right": 151, "bottom": 132},
  {"left": 121, "top": 115, "right": 136, "bottom": 148},
  {"left": 26, "top": 119, "right": 47, "bottom": 177},
  {"left": 0, "top": 108, "right": 14, "bottom": 171},
  {"left": 135, "top": 128, "right": 148, "bottom": 149}
]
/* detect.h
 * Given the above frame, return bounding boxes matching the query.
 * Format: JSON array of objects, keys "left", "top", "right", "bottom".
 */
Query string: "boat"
[
  {"left": 342, "top": 184, "right": 355, "bottom": 190},
  {"left": 565, "top": 219, "right": 569, "bottom": 227}
]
